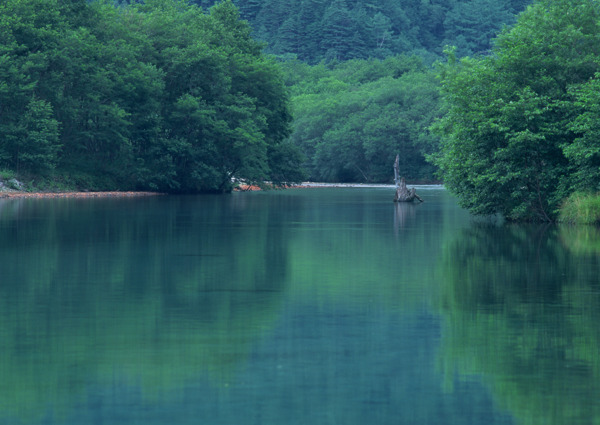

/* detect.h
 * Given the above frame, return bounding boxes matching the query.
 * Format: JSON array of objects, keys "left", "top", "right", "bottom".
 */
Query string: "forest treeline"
[
  {"left": 193, "top": 0, "right": 530, "bottom": 62},
  {"left": 1, "top": 0, "right": 534, "bottom": 192},
  {"left": 267, "top": 0, "right": 600, "bottom": 222},
  {"left": 0, "top": 0, "right": 304, "bottom": 192},
  {"left": 4, "top": 0, "right": 600, "bottom": 223},
  {"left": 189, "top": 0, "right": 532, "bottom": 183},
  {"left": 281, "top": 56, "right": 440, "bottom": 183}
]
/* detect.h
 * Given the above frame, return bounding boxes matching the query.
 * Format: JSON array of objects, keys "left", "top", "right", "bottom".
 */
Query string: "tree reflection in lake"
[
  {"left": 0, "top": 195, "right": 291, "bottom": 422},
  {"left": 3, "top": 188, "right": 585, "bottom": 425},
  {"left": 438, "top": 223, "right": 600, "bottom": 425}
]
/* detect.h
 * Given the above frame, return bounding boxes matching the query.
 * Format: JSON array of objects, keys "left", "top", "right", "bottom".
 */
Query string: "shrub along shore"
[{"left": 559, "top": 192, "right": 600, "bottom": 225}]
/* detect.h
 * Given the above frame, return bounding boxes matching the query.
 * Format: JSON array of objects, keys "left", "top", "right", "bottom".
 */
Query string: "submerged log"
[{"left": 393, "top": 155, "right": 423, "bottom": 203}]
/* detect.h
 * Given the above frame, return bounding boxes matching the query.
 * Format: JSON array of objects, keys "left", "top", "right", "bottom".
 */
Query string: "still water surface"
[{"left": 1, "top": 188, "right": 599, "bottom": 425}]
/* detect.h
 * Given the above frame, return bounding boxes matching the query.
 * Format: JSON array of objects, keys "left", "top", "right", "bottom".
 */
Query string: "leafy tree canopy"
[
  {"left": 282, "top": 56, "right": 441, "bottom": 183},
  {"left": 192, "top": 0, "right": 530, "bottom": 64},
  {"left": 0, "top": 0, "right": 303, "bottom": 192},
  {"left": 431, "top": 0, "right": 600, "bottom": 221}
]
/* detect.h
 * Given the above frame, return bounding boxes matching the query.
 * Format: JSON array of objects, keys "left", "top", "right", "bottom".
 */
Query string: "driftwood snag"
[
  {"left": 393, "top": 155, "right": 423, "bottom": 203},
  {"left": 394, "top": 177, "right": 423, "bottom": 202}
]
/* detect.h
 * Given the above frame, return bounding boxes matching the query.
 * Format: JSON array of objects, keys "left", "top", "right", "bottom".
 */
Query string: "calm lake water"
[{"left": 1, "top": 187, "right": 599, "bottom": 425}]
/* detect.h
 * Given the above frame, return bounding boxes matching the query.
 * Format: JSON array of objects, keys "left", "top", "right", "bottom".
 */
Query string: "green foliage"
[
  {"left": 566, "top": 73, "right": 600, "bottom": 191},
  {"left": 0, "top": 0, "right": 543, "bottom": 190},
  {"left": 432, "top": 0, "right": 600, "bottom": 221},
  {"left": 283, "top": 56, "right": 441, "bottom": 182},
  {"left": 108, "top": 0, "right": 538, "bottom": 187},
  {"left": 0, "top": 0, "right": 299, "bottom": 192},
  {"left": 192, "top": 0, "right": 530, "bottom": 64},
  {"left": 559, "top": 192, "right": 600, "bottom": 224},
  {"left": 442, "top": 0, "right": 515, "bottom": 56},
  {"left": 0, "top": 0, "right": 302, "bottom": 192},
  {"left": 438, "top": 223, "right": 600, "bottom": 425},
  {"left": 5, "top": 97, "right": 60, "bottom": 173},
  {"left": 0, "top": 169, "right": 15, "bottom": 181}
]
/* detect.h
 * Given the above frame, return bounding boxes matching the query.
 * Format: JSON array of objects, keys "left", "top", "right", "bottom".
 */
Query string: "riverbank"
[
  {"left": 0, "top": 182, "right": 442, "bottom": 198},
  {"left": 0, "top": 191, "right": 163, "bottom": 199},
  {"left": 236, "top": 182, "right": 444, "bottom": 191}
]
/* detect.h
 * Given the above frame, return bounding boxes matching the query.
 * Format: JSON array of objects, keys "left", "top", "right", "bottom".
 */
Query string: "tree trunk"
[
  {"left": 394, "top": 177, "right": 423, "bottom": 202},
  {"left": 393, "top": 155, "right": 423, "bottom": 202}
]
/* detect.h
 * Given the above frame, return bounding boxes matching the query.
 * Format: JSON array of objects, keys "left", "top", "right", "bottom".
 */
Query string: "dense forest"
[
  {"left": 433, "top": 0, "right": 600, "bottom": 221},
  {"left": 0, "top": 0, "right": 303, "bottom": 192},
  {"left": 3, "top": 0, "right": 600, "bottom": 222},
  {"left": 281, "top": 56, "right": 440, "bottom": 183},
  {"left": 1, "top": 0, "right": 533, "bottom": 192},
  {"left": 194, "top": 0, "right": 531, "bottom": 62},
  {"left": 190, "top": 0, "right": 532, "bottom": 183}
]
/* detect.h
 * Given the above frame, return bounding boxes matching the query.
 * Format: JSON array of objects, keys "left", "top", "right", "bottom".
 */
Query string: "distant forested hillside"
[
  {"left": 184, "top": 0, "right": 533, "bottom": 183},
  {"left": 281, "top": 56, "right": 440, "bottom": 183},
  {"left": 193, "top": 0, "right": 531, "bottom": 63},
  {"left": 0, "top": 0, "right": 538, "bottom": 190}
]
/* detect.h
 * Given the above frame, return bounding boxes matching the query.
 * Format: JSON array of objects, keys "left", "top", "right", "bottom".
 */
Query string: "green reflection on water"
[
  {"left": 0, "top": 188, "right": 467, "bottom": 423},
  {"left": 283, "top": 188, "right": 468, "bottom": 308},
  {"left": 6, "top": 189, "right": 598, "bottom": 425},
  {"left": 560, "top": 225, "right": 600, "bottom": 256},
  {"left": 0, "top": 195, "right": 290, "bottom": 421},
  {"left": 438, "top": 224, "right": 600, "bottom": 425}
]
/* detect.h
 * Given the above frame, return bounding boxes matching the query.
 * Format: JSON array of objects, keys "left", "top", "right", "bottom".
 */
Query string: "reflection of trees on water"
[
  {"left": 437, "top": 224, "right": 600, "bottom": 425},
  {"left": 0, "top": 195, "right": 292, "bottom": 421},
  {"left": 559, "top": 225, "right": 600, "bottom": 256}
]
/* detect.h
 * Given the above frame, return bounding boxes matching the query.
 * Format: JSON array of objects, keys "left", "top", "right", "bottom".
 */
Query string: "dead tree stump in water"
[
  {"left": 394, "top": 177, "right": 423, "bottom": 202},
  {"left": 393, "top": 155, "right": 423, "bottom": 203}
]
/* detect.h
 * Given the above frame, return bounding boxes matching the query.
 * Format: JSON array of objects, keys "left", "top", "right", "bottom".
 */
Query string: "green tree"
[
  {"left": 566, "top": 73, "right": 600, "bottom": 191},
  {"left": 130, "top": 0, "right": 299, "bottom": 192},
  {"left": 0, "top": 0, "right": 301, "bottom": 191},
  {"left": 443, "top": 0, "right": 515, "bottom": 56},
  {"left": 320, "top": 0, "right": 359, "bottom": 61},
  {"left": 194, "top": 0, "right": 530, "bottom": 63},
  {"left": 284, "top": 56, "right": 440, "bottom": 182},
  {"left": 0, "top": 0, "right": 66, "bottom": 173},
  {"left": 14, "top": 98, "right": 60, "bottom": 173},
  {"left": 432, "top": 0, "right": 600, "bottom": 221}
]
